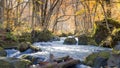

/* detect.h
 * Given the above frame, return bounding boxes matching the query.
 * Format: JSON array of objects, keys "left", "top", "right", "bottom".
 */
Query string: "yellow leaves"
[
  {"left": 36, "top": 0, "right": 43, "bottom": 4},
  {"left": 16, "top": 0, "right": 23, "bottom": 3},
  {"left": 75, "top": 9, "right": 85, "bottom": 15}
]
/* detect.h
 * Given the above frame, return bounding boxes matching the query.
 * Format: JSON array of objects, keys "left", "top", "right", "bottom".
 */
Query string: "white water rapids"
[{"left": 5, "top": 37, "right": 111, "bottom": 68}]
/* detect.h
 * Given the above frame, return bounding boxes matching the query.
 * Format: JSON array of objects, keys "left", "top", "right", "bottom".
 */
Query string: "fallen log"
[
  {"left": 53, "top": 55, "right": 70, "bottom": 63},
  {"left": 57, "top": 59, "right": 80, "bottom": 68},
  {"left": 41, "top": 62, "right": 58, "bottom": 68}
]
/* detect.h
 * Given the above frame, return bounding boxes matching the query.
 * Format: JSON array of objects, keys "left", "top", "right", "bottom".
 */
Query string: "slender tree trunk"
[{"left": 0, "top": 0, "right": 4, "bottom": 24}]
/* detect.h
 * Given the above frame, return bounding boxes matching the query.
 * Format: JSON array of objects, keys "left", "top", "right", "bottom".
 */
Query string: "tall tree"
[{"left": 0, "top": 0, "right": 4, "bottom": 24}]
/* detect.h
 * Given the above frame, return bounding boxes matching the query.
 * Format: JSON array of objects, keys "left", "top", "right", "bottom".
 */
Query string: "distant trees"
[
  {"left": 0, "top": 0, "right": 120, "bottom": 35},
  {"left": 0, "top": 0, "right": 4, "bottom": 24},
  {"left": 31, "top": 0, "right": 63, "bottom": 31}
]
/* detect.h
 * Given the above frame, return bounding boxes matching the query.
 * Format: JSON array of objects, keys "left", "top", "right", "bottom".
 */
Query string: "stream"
[{"left": 5, "top": 37, "right": 110, "bottom": 68}]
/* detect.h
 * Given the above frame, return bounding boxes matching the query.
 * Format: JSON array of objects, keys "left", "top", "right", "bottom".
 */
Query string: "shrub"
[
  {"left": 5, "top": 32, "right": 18, "bottom": 42},
  {"left": 18, "top": 32, "right": 32, "bottom": 43},
  {"left": 59, "top": 33, "right": 68, "bottom": 37}
]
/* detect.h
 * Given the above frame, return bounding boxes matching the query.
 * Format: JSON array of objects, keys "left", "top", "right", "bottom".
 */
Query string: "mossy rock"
[
  {"left": 84, "top": 51, "right": 110, "bottom": 66},
  {"left": 18, "top": 42, "right": 30, "bottom": 52},
  {"left": 18, "top": 42, "right": 42, "bottom": 52},
  {"left": 78, "top": 35, "right": 97, "bottom": 45},
  {"left": 32, "top": 30, "right": 54, "bottom": 42},
  {"left": 63, "top": 37, "right": 77, "bottom": 45},
  {"left": 29, "top": 45, "right": 42, "bottom": 52},
  {"left": 0, "top": 47, "right": 7, "bottom": 57},
  {"left": 93, "top": 18, "right": 120, "bottom": 47},
  {"left": 0, "top": 57, "right": 31, "bottom": 68},
  {"left": 21, "top": 55, "right": 45, "bottom": 64}
]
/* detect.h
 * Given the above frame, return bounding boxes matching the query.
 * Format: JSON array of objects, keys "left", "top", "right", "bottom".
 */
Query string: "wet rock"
[
  {"left": 0, "top": 57, "right": 31, "bottom": 68},
  {"left": 63, "top": 37, "right": 77, "bottom": 45},
  {"left": 21, "top": 55, "right": 46, "bottom": 64},
  {"left": 78, "top": 35, "right": 97, "bottom": 45},
  {"left": 51, "top": 36, "right": 60, "bottom": 41},
  {"left": 93, "top": 57, "right": 107, "bottom": 68},
  {"left": 18, "top": 42, "right": 42, "bottom": 52},
  {"left": 0, "top": 47, "right": 7, "bottom": 57},
  {"left": 18, "top": 42, "right": 30, "bottom": 52},
  {"left": 107, "top": 54, "right": 120, "bottom": 67},
  {"left": 84, "top": 51, "right": 110, "bottom": 66},
  {"left": 107, "top": 44, "right": 120, "bottom": 67}
]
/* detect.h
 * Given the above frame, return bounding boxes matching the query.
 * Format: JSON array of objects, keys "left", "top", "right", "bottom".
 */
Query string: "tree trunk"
[{"left": 0, "top": 0, "right": 4, "bottom": 24}]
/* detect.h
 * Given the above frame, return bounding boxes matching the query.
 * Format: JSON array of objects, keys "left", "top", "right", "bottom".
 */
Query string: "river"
[{"left": 5, "top": 37, "right": 110, "bottom": 68}]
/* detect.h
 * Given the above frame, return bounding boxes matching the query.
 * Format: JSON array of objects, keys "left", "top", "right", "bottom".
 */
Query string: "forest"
[{"left": 0, "top": 0, "right": 120, "bottom": 68}]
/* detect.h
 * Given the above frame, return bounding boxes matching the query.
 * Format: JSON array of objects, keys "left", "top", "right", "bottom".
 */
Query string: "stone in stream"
[
  {"left": 51, "top": 36, "right": 60, "bottom": 41},
  {"left": 107, "top": 44, "right": 120, "bottom": 68},
  {"left": 93, "top": 57, "right": 107, "bottom": 68},
  {"left": 63, "top": 37, "right": 77, "bottom": 45},
  {"left": 0, "top": 47, "right": 7, "bottom": 57},
  {"left": 84, "top": 51, "right": 110, "bottom": 66},
  {"left": 18, "top": 42, "right": 42, "bottom": 52},
  {"left": 21, "top": 55, "right": 46, "bottom": 64},
  {"left": 0, "top": 57, "right": 31, "bottom": 68}
]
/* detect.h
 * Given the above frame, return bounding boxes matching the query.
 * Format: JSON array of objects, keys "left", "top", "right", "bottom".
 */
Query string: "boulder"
[
  {"left": 21, "top": 55, "right": 46, "bottom": 64},
  {"left": 51, "top": 36, "right": 60, "bottom": 41},
  {"left": 107, "top": 54, "right": 120, "bottom": 67},
  {"left": 93, "top": 57, "right": 107, "bottom": 68},
  {"left": 84, "top": 51, "right": 110, "bottom": 66},
  {"left": 107, "top": 45, "right": 120, "bottom": 67},
  {"left": 18, "top": 42, "right": 30, "bottom": 52},
  {"left": 93, "top": 18, "right": 120, "bottom": 47},
  {"left": 63, "top": 37, "right": 77, "bottom": 45},
  {"left": 0, "top": 57, "right": 31, "bottom": 68},
  {"left": 32, "top": 30, "right": 54, "bottom": 42},
  {"left": 78, "top": 35, "right": 97, "bottom": 45},
  {"left": 18, "top": 42, "right": 42, "bottom": 52},
  {"left": 0, "top": 47, "right": 7, "bottom": 57}
]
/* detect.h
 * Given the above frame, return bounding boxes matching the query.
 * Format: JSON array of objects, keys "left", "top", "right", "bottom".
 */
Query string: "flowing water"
[{"left": 5, "top": 37, "right": 111, "bottom": 68}]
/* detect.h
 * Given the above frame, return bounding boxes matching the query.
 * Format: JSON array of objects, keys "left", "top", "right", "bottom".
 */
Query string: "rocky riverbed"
[{"left": 5, "top": 37, "right": 111, "bottom": 68}]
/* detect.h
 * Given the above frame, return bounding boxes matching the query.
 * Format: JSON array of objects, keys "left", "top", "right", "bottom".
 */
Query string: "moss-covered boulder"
[
  {"left": 0, "top": 47, "right": 7, "bottom": 57},
  {"left": 84, "top": 51, "right": 110, "bottom": 66},
  {"left": 21, "top": 55, "right": 45, "bottom": 64},
  {"left": 63, "top": 37, "right": 77, "bottom": 45},
  {"left": 18, "top": 42, "right": 30, "bottom": 52},
  {"left": 18, "top": 42, "right": 42, "bottom": 52},
  {"left": 93, "top": 18, "right": 120, "bottom": 47},
  {"left": 0, "top": 57, "right": 31, "bottom": 68},
  {"left": 32, "top": 30, "right": 54, "bottom": 42},
  {"left": 78, "top": 35, "right": 97, "bottom": 45}
]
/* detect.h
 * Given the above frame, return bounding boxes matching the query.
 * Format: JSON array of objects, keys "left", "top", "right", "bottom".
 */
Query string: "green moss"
[
  {"left": 18, "top": 32, "right": 32, "bottom": 43},
  {"left": 78, "top": 35, "right": 97, "bottom": 45},
  {"left": 84, "top": 51, "right": 110, "bottom": 66},
  {"left": 0, "top": 57, "right": 31, "bottom": 68},
  {"left": 92, "top": 18, "right": 120, "bottom": 47},
  {"left": 32, "top": 30, "right": 54, "bottom": 42},
  {"left": 64, "top": 38, "right": 77, "bottom": 45},
  {"left": 0, "top": 47, "right": 7, "bottom": 57},
  {"left": 5, "top": 32, "right": 18, "bottom": 42},
  {"left": 18, "top": 42, "right": 30, "bottom": 52}
]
